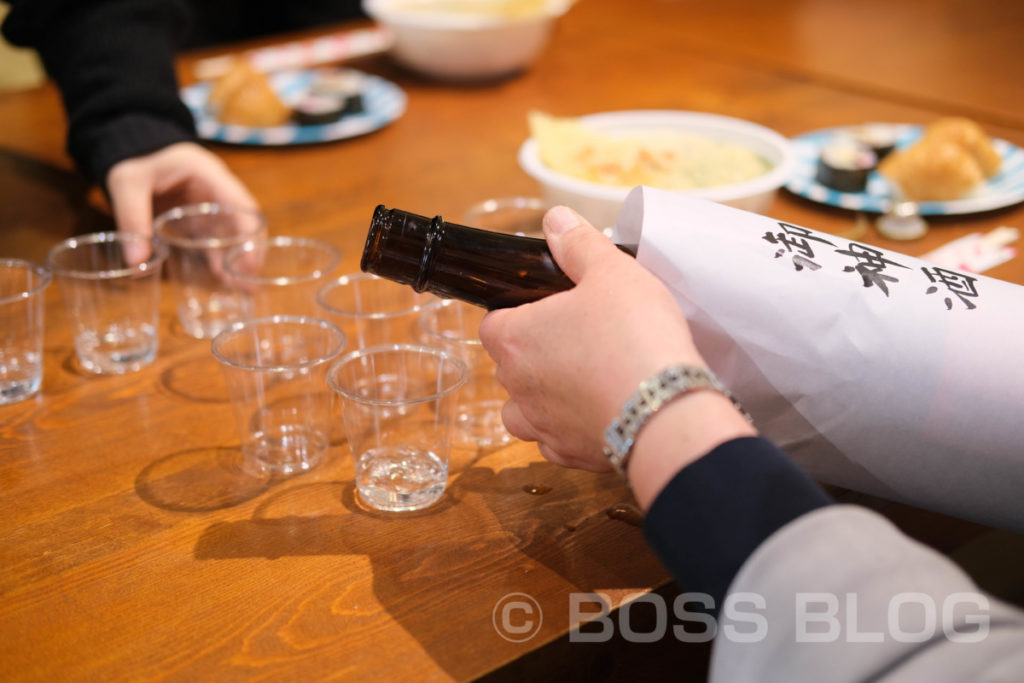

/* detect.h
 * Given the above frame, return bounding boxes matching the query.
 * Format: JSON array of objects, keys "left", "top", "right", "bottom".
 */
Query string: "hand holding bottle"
[
  {"left": 478, "top": 206, "right": 756, "bottom": 507},
  {"left": 478, "top": 205, "right": 702, "bottom": 470}
]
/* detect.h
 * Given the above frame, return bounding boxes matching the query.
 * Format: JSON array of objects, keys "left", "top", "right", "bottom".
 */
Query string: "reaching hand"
[{"left": 105, "top": 142, "right": 258, "bottom": 239}]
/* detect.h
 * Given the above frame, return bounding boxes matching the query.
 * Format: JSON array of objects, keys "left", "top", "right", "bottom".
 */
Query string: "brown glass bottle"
[{"left": 361, "top": 205, "right": 636, "bottom": 310}]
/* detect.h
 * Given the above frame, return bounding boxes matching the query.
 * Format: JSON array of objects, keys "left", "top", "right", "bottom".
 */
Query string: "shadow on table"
[
  {"left": 190, "top": 452, "right": 678, "bottom": 680},
  {"left": 0, "top": 148, "right": 112, "bottom": 263},
  {"left": 159, "top": 352, "right": 232, "bottom": 404},
  {"left": 135, "top": 445, "right": 274, "bottom": 512}
]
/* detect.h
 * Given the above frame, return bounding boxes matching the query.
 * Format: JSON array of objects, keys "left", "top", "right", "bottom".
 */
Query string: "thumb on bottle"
[{"left": 543, "top": 205, "right": 621, "bottom": 284}]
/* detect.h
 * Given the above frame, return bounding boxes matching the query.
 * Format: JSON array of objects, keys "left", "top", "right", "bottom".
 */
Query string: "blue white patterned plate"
[
  {"left": 785, "top": 124, "right": 1024, "bottom": 215},
  {"left": 180, "top": 68, "right": 406, "bottom": 146}
]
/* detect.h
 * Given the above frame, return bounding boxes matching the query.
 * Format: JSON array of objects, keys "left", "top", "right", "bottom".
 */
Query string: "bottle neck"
[
  {"left": 417, "top": 214, "right": 446, "bottom": 293},
  {"left": 366, "top": 205, "right": 574, "bottom": 306},
  {"left": 362, "top": 205, "right": 636, "bottom": 309}
]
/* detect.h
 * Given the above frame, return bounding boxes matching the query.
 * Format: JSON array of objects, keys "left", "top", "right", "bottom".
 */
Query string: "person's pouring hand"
[{"left": 479, "top": 206, "right": 755, "bottom": 508}]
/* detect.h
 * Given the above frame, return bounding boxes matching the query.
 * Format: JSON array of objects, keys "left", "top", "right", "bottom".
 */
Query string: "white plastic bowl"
[
  {"left": 363, "top": 0, "right": 572, "bottom": 81},
  {"left": 518, "top": 110, "right": 796, "bottom": 228}
]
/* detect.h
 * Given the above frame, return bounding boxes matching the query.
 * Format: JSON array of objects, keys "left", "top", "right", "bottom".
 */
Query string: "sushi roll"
[
  {"left": 293, "top": 93, "right": 349, "bottom": 125},
  {"left": 312, "top": 68, "right": 365, "bottom": 116},
  {"left": 851, "top": 122, "right": 901, "bottom": 161},
  {"left": 815, "top": 138, "right": 877, "bottom": 193},
  {"left": 292, "top": 68, "right": 366, "bottom": 126}
]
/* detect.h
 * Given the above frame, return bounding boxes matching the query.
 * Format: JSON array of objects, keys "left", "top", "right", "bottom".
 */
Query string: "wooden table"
[{"left": 2, "top": 0, "right": 1023, "bottom": 680}]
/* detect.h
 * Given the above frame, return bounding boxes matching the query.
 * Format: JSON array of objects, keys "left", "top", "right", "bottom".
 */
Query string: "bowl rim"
[
  {"left": 517, "top": 109, "right": 796, "bottom": 203},
  {"left": 362, "top": 0, "right": 572, "bottom": 29}
]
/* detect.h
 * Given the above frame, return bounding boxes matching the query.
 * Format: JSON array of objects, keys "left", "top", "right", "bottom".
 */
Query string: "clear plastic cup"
[
  {"left": 212, "top": 316, "right": 346, "bottom": 477},
  {"left": 418, "top": 299, "right": 514, "bottom": 448},
  {"left": 155, "top": 203, "right": 267, "bottom": 338},
  {"left": 47, "top": 232, "right": 167, "bottom": 374},
  {"left": 317, "top": 272, "right": 436, "bottom": 349},
  {"left": 224, "top": 236, "right": 340, "bottom": 319},
  {"left": 328, "top": 344, "right": 467, "bottom": 512},
  {"left": 463, "top": 196, "right": 549, "bottom": 237},
  {"left": 0, "top": 259, "right": 52, "bottom": 403}
]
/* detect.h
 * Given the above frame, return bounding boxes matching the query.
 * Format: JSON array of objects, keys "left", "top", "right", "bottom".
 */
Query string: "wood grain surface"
[{"left": 2, "top": 0, "right": 1023, "bottom": 680}]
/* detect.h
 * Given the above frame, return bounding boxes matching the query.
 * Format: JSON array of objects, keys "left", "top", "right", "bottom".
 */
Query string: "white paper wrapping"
[{"left": 612, "top": 186, "right": 1024, "bottom": 533}]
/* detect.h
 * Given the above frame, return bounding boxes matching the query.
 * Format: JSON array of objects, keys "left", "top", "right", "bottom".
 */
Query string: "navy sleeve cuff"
[{"left": 643, "top": 436, "right": 833, "bottom": 611}]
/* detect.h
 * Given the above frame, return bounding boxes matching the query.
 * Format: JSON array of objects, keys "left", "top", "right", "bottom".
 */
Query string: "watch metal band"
[{"left": 602, "top": 364, "right": 752, "bottom": 476}]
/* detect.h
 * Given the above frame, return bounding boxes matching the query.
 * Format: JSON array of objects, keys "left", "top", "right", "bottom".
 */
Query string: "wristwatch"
[{"left": 602, "top": 364, "right": 752, "bottom": 476}]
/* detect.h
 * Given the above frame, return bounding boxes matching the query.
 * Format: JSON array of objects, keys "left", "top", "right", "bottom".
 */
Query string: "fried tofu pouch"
[
  {"left": 207, "top": 59, "right": 291, "bottom": 127},
  {"left": 924, "top": 117, "right": 1002, "bottom": 177},
  {"left": 878, "top": 116, "right": 1001, "bottom": 201}
]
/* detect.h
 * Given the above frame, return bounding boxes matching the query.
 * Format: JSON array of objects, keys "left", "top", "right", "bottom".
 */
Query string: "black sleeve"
[
  {"left": 2, "top": 0, "right": 197, "bottom": 185},
  {"left": 643, "top": 436, "right": 833, "bottom": 611}
]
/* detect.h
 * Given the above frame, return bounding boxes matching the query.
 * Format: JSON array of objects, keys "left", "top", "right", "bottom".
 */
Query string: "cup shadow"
[
  {"left": 135, "top": 445, "right": 273, "bottom": 512},
  {"left": 191, "top": 448, "right": 668, "bottom": 680},
  {"left": 160, "top": 352, "right": 231, "bottom": 404},
  {"left": 60, "top": 350, "right": 97, "bottom": 379}
]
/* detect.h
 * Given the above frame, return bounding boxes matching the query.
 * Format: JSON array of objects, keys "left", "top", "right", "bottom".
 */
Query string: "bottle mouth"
[
  {"left": 360, "top": 204, "right": 390, "bottom": 275},
  {"left": 361, "top": 204, "right": 446, "bottom": 294}
]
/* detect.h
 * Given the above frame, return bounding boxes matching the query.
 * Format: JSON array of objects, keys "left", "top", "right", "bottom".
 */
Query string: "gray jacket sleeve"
[{"left": 710, "top": 505, "right": 1024, "bottom": 682}]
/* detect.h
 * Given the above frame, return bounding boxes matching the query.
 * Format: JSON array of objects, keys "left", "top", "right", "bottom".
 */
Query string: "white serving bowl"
[
  {"left": 518, "top": 110, "right": 796, "bottom": 229},
  {"left": 362, "top": 0, "right": 572, "bottom": 81}
]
